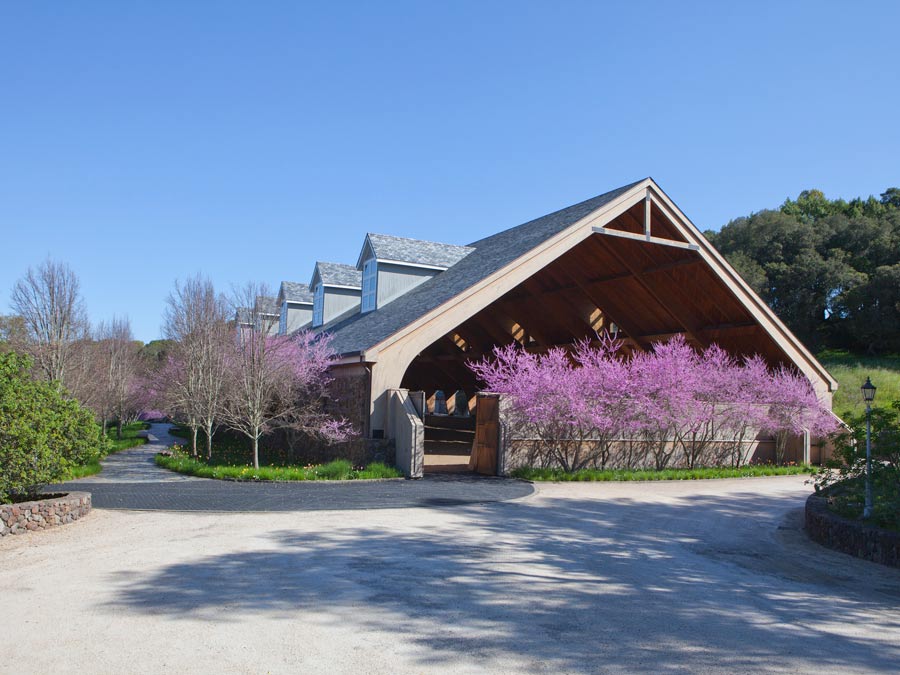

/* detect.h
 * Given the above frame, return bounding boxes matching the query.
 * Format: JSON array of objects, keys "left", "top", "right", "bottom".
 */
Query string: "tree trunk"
[
  {"left": 191, "top": 426, "right": 198, "bottom": 457},
  {"left": 116, "top": 418, "right": 123, "bottom": 440},
  {"left": 775, "top": 431, "right": 787, "bottom": 466},
  {"left": 252, "top": 434, "right": 260, "bottom": 470},
  {"left": 204, "top": 423, "right": 214, "bottom": 461},
  {"left": 102, "top": 418, "right": 108, "bottom": 437}
]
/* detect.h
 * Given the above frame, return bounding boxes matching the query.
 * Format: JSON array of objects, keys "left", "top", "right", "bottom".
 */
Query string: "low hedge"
[{"left": 512, "top": 464, "right": 817, "bottom": 482}]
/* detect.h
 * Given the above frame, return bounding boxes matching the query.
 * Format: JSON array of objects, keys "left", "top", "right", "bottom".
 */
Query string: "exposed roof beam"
[
  {"left": 506, "top": 256, "right": 702, "bottom": 303},
  {"left": 594, "top": 238, "right": 708, "bottom": 347},
  {"left": 520, "top": 277, "right": 596, "bottom": 342},
  {"left": 637, "top": 322, "right": 757, "bottom": 343},
  {"left": 592, "top": 226, "right": 700, "bottom": 250},
  {"left": 554, "top": 266, "right": 647, "bottom": 352},
  {"left": 494, "top": 303, "right": 552, "bottom": 347},
  {"left": 465, "top": 313, "right": 518, "bottom": 349}
]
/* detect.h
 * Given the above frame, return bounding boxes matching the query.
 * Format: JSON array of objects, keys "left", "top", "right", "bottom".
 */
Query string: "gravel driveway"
[{"left": 3, "top": 474, "right": 899, "bottom": 674}]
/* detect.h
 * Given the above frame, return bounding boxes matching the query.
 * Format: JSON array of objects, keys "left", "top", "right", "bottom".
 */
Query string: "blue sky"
[{"left": 1, "top": 2, "right": 898, "bottom": 343}]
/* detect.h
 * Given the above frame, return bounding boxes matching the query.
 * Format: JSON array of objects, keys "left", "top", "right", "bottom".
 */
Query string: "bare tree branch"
[{"left": 10, "top": 259, "right": 89, "bottom": 388}]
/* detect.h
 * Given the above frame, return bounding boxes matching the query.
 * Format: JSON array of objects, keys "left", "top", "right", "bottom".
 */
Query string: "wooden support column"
[{"left": 644, "top": 193, "right": 652, "bottom": 238}]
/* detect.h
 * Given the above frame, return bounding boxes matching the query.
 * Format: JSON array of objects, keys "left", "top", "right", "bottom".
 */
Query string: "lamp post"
[{"left": 861, "top": 377, "right": 876, "bottom": 519}]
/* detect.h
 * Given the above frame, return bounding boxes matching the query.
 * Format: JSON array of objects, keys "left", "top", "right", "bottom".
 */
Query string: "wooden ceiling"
[{"left": 400, "top": 201, "right": 790, "bottom": 394}]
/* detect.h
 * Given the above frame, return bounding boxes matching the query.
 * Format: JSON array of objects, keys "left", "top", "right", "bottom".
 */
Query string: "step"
[
  {"left": 425, "top": 440, "right": 472, "bottom": 456},
  {"left": 424, "top": 462, "right": 472, "bottom": 474},
  {"left": 424, "top": 414, "right": 476, "bottom": 431},
  {"left": 424, "top": 426, "right": 475, "bottom": 442}
]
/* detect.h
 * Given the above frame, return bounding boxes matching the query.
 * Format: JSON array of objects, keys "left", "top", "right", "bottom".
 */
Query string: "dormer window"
[
  {"left": 361, "top": 258, "right": 377, "bottom": 313},
  {"left": 312, "top": 283, "right": 324, "bottom": 327}
]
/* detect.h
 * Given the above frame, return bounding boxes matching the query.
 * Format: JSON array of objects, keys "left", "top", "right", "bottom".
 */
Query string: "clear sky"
[{"left": 1, "top": 2, "right": 898, "bottom": 343}]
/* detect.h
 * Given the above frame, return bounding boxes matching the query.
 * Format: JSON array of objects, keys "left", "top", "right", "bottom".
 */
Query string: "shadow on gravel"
[{"left": 105, "top": 490, "right": 900, "bottom": 674}]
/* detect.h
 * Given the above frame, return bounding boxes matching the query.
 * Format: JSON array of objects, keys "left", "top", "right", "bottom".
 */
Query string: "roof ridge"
[
  {"left": 368, "top": 232, "right": 474, "bottom": 249},
  {"left": 324, "top": 179, "right": 645, "bottom": 355},
  {"left": 467, "top": 179, "right": 646, "bottom": 248}
]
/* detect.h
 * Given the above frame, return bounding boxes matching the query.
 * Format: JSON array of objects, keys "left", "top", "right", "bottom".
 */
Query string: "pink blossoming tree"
[
  {"left": 221, "top": 284, "right": 353, "bottom": 469},
  {"left": 469, "top": 333, "right": 837, "bottom": 471}
]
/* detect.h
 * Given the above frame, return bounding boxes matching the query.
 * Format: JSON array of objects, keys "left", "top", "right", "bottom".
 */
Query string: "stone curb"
[
  {"left": 0, "top": 492, "right": 91, "bottom": 537},
  {"left": 805, "top": 492, "right": 900, "bottom": 568}
]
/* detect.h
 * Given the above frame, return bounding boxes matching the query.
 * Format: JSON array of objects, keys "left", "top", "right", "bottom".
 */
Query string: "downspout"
[{"left": 363, "top": 362, "right": 373, "bottom": 439}]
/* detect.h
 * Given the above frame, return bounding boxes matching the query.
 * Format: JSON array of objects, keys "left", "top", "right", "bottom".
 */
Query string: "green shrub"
[
  {"left": 815, "top": 403, "right": 900, "bottom": 531},
  {"left": 0, "top": 352, "right": 107, "bottom": 502}
]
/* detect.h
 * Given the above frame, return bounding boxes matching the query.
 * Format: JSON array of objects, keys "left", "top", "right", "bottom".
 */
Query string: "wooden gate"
[{"left": 469, "top": 393, "right": 500, "bottom": 475}]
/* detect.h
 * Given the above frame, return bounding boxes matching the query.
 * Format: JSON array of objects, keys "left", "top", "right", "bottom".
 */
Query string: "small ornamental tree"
[
  {"left": 162, "top": 276, "right": 232, "bottom": 458},
  {"left": 222, "top": 285, "right": 353, "bottom": 469},
  {"left": 629, "top": 337, "right": 701, "bottom": 469},
  {"left": 716, "top": 355, "right": 773, "bottom": 467},
  {"left": 573, "top": 336, "right": 634, "bottom": 469},
  {"left": 764, "top": 366, "right": 837, "bottom": 465},
  {"left": 0, "top": 352, "right": 106, "bottom": 502},
  {"left": 93, "top": 316, "right": 143, "bottom": 439},
  {"left": 149, "top": 353, "right": 200, "bottom": 454}
]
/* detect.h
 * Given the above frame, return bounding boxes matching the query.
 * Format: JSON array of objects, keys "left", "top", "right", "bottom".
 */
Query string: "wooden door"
[{"left": 469, "top": 394, "right": 499, "bottom": 475}]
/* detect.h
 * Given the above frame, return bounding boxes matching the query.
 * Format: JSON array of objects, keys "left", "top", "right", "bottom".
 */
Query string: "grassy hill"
[{"left": 818, "top": 350, "right": 900, "bottom": 417}]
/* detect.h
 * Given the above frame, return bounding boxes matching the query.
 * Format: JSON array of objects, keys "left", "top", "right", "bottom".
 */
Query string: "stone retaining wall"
[
  {"left": 805, "top": 493, "right": 900, "bottom": 568},
  {"left": 0, "top": 492, "right": 91, "bottom": 537}
]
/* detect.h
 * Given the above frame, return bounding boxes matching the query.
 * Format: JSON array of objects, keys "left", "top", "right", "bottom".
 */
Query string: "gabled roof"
[
  {"left": 255, "top": 296, "right": 279, "bottom": 316},
  {"left": 235, "top": 307, "right": 251, "bottom": 325},
  {"left": 279, "top": 281, "right": 313, "bottom": 304},
  {"left": 310, "top": 262, "right": 362, "bottom": 290},
  {"left": 357, "top": 233, "right": 474, "bottom": 270},
  {"left": 324, "top": 181, "right": 643, "bottom": 355},
  {"left": 237, "top": 297, "right": 280, "bottom": 327}
]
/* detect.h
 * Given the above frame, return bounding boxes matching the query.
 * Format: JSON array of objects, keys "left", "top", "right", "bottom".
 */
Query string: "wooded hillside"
[{"left": 705, "top": 188, "right": 900, "bottom": 353}]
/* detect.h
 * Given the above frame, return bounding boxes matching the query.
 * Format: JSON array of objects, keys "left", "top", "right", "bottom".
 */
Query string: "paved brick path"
[{"left": 54, "top": 423, "right": 533, "bottom": 512}]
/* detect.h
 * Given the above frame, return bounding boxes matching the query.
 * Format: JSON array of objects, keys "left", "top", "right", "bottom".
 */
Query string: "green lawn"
[
  {"left": 818, "top": 350, "right": 900, "bottom": 417},
  {"left": 511, "top": 464, "right": 817, "bottom": 482},
  {"left": 61, "top": 461, "right": 103, "bottom": 480},
  {"left": 155, "top": 452, "right": 402, "bottom": 481},
  {"left": 106, "top": 421, "right": 151, "bottom": 453}
]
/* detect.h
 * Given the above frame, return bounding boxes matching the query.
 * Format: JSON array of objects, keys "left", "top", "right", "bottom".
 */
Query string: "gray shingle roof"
[
  {"left": 280, "top": 280, "right": 313, "bottom": 304},
  {"left": 365, "top": 233, "right": 474, "bottom": 269},
  {"left": 256, "top": 296, "right": 279, "bottom": 315},
  {"left": 314, "top": 262, "right": 362, "bottom": 289},
  {"left": 323, "top": 180, "right": 643, "bottom": 355}
]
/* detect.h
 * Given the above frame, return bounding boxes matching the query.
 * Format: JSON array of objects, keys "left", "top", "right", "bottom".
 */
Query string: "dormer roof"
[
  {"left": 310, "top": 262, "right": 362, "bottom": 290},
  {"left": 255, "top": 296, "right": 280, "bottom": 316},
  {"left": 356, "top": 233, "right": 474, "bottom": 270},
  {"left": 278, "top": 281, "right": 313, "bottom": 304}
]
